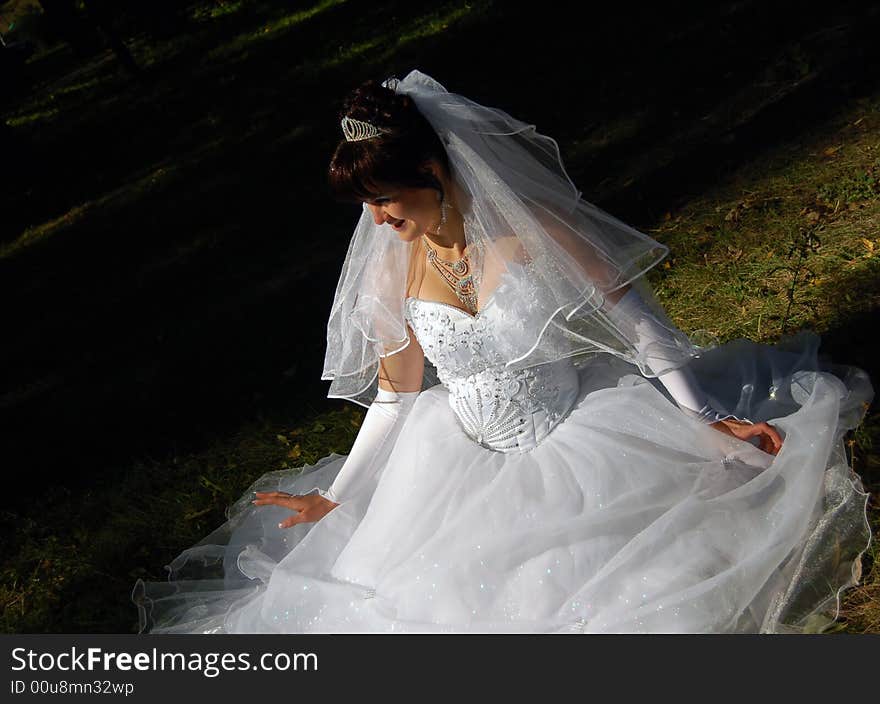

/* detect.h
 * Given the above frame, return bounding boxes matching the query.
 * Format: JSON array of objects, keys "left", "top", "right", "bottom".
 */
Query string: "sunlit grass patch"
[
  {"left": 0, "top": 201, "right": 95, "bottom": 259},
  {"left": 647, "top": 96, "right": 880, "bottom": 344},
  {"left": 4, "top": 51, "right": 124, "bottom": 130},
  {"left": 206, "top": 0, "right": 349, "bottom": 60},
  {"left": 391, "top": 2, "right": 477, "bottom": 45},
  {"left": 6, "top": 107, "right": 60, "bottom": 128},
  {"left": 0, "top": 161, "right": 179, "bottom": 260},
  {"left": 817, "top": 168, "right": 880, "bottom": 206},
  {"left": 0, "top": 132, "right": 244, "bottom": 260},
  {"left": 9, "top": 76, "right": 106, "bottom": 123},
  {"left": 320, "top": 1, "right": 481, "bottom": 70},
  {"left": 192, "top": 0, "right": 248, "bottom": 22},
  {"left": 208, "top": 0, "right": 485, "bottom": 77}
]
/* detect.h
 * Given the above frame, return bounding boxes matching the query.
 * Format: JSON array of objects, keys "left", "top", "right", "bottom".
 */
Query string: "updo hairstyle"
[{"left": 328, "top": 78, "right": 451, "bottom": 203}]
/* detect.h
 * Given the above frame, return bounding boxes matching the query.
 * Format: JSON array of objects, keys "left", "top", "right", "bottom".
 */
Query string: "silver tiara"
[{"left": 341, "top": 115, "right": 389, "bottom": 142}]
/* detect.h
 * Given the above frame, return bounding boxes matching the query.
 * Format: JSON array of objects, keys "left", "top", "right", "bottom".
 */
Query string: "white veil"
[{"left": 322, "top": 69, "right": 700, "bottom": 407}]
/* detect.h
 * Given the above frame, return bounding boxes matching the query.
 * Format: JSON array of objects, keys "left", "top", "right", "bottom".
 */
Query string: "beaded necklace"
[{"left": 422, "top": 235, "right": 479, "bottom": 315}]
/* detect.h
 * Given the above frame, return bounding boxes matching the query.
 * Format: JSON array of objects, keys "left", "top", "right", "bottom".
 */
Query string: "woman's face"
[{"left": 362, "top": 184, "right": 440, "bottom": 242}]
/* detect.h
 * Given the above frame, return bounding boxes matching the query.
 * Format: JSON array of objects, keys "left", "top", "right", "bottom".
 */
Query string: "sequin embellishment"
[{"left": 405, "top": 297, "right": 580, "bottom": 453}]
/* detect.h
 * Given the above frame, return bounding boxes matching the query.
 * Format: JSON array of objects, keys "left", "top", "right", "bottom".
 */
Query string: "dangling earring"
[{"left": 425, "top": 189, "right": 452, "bottom": 238}]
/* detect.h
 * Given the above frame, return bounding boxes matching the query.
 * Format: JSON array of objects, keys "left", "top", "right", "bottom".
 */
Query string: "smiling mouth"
[{"left": 389, "top": 218, "right": 406, "bottom": 229}]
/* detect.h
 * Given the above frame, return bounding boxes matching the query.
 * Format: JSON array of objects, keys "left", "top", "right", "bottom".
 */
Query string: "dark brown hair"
[{"left": 328, "top": 79, "right": 450, "bottom": 203}]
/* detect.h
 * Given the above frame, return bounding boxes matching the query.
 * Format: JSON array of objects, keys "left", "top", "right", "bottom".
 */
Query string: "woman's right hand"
[
  {"left": 709, "top": 418, "right": 783, "bottom": 456},
  {"left": 252, "top": 491, "right": 340, "bottom": 528}
]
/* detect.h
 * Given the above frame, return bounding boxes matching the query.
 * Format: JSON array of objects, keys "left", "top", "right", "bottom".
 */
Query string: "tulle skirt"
[{"left": 132, "top": 332, "right": 873, "bottom": 633}]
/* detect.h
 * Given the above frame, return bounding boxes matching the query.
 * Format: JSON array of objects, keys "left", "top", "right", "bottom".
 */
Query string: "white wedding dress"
[{"left": 133, "top": 293, "right": 873, "bottom": 634}]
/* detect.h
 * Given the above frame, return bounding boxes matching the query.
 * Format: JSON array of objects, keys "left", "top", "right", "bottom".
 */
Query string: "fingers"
[
  {"left": 251, "top": 491, "right": 305, "bottom": 510},
  {"left": 752, "top": 422, "right": 783, "bottom": 455},
  {"left": 709, "top": 420, "right": 737, "bottom": 437},
  {"left": 252, "top": 492, "right": 323, "bottom": 528},
  {"left": 766, "top": 423, "right": 783, "bottom": 453},
  {"left": 279, "top": 514, "right": 305, "bottom": 529},
  {"left": 712, "top": 418, "right": 783, "bottom": 456}
]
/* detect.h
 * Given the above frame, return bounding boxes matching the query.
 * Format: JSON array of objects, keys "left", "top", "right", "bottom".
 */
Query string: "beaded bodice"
[{"left": 405, "top": 297, "right": 580, "bottom": 453}]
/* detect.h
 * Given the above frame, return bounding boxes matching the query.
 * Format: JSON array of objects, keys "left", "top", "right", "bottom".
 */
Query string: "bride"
[{"left": 133, "top": 70, "right": 873, "bottom": 634}]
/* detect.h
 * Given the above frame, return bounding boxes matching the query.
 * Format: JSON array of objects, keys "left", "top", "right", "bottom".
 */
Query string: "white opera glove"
[
  {"left": 604, "top": 288, "right": 751, "bottom": 424},
  {"left": 306, "top": 387, "right": 420, "bottom": 504}
]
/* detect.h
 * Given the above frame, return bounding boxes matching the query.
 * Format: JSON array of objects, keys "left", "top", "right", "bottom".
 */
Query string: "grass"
[
  {"left": 204, "top": 0, "right": 350, "bottom": 61},
  {"left": 643, "top": 94, "right": 880, "bottom": 634},
  {"left": 0, "top": 402, "right": 362, "bottom": 632},
  {"left": 1, "top": 0, "right": 878, "bottom": 632},
  {"left": 647, "top": 100, "right": 880, "bottom": 344}
]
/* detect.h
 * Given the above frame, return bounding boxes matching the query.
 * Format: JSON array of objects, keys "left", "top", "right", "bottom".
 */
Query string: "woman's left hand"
[
  {"left": 252, "top": 491, "right": 340, "bottom": 528},
  {"left": 709, "top": 418, "right": 783, "bottom": 455}
]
